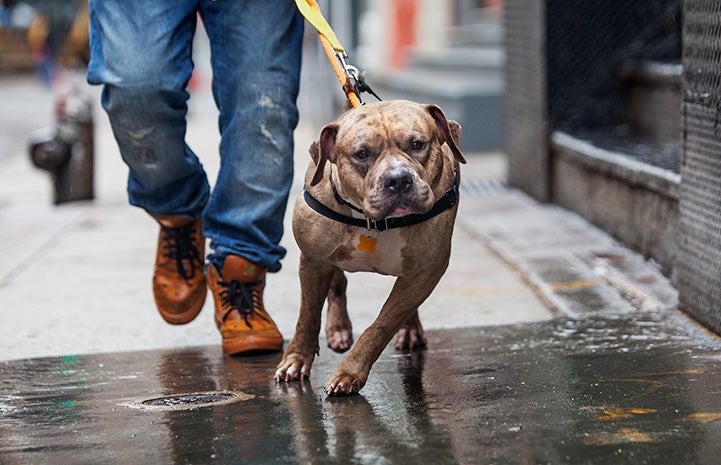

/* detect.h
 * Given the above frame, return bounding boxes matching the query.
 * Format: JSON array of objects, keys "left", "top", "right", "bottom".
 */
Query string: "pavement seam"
[
  {"left": 455, "top": 220, "right": 569, "bottom": 318},
  {"left": 0, "top": 218, "right": 82, "bottom": 289}
]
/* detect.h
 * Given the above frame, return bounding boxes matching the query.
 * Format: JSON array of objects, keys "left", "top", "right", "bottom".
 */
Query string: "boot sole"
[
  {"left": 157, "top": 287, "right": 207, "bottom": 325},
  {"left": 223, "top": 334, "right": 283, "bottom": 355}
]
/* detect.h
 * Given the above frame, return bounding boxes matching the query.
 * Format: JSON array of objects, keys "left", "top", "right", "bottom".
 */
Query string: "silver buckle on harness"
[{"left": 365, "top": 217, "right": 388, "bottom": 231}]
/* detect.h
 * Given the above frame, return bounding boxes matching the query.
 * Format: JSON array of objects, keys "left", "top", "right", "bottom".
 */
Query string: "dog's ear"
[
  {"left": 448, "top": 119, "right": 462, "bottom": 147},
  {"left": 310, "top": 123, "right": 338, "bottom": 186},
  {"left": 426, "top": 104, "right": 466, "bottom": 164}
]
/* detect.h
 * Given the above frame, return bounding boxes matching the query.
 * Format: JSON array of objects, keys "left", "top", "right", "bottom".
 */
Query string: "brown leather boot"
[
  {"left": 152, "top": 215, "right": 206, "bottom": 325},
  {"left": 207, "top": 255, "right": 283, "bottom": 355}
]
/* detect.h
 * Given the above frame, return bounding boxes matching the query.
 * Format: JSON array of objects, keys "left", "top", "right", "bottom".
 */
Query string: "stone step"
[
  {"left": 621, "top": 61, "right": 682, "bottom": 142},
  {"left": 447, "top": 18, "right": 504, "bottom": 47},
  {"left": 549, "top": 130, "right": 680, "bottom": 277},
  {"left": 406, "top": 45, "right": 504, "bottom": 75}
]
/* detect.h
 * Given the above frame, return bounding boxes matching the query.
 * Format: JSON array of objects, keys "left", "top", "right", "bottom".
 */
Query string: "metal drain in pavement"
[{"left": 121, "top": 390, "right": 254, "bottom": 412}]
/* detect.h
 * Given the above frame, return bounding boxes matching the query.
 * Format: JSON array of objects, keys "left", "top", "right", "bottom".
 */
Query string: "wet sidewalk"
[
  {"left": 2, "top": 312, "right": 721, "bottom": 464},
  {"left": 2, "top": 75, "right": 721, "bottom": 464}
]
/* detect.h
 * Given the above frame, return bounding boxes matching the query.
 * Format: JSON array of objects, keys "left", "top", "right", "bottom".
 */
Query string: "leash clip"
[
  {"left": 336, "top": 52, "right": 358, "bottom": 81},
  {"left": 335, "top": 52, "right": 382, "bottom": 106}
]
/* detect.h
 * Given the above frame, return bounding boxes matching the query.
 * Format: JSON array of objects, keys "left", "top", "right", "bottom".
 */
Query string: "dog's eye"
[
  {"left": 353, "top": 149, "right": 370, "bottom": 160},
  {"left": 410, "top": 140, "right": 426, "bottom": 151}
]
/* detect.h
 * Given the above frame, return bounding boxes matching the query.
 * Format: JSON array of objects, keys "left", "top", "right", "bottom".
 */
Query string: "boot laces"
[
  {"left": 161, "top": 224, "right": 202, "bottom": 281},
  {"left": 219, "top": 279, "right": 263, "bottom": 328}
]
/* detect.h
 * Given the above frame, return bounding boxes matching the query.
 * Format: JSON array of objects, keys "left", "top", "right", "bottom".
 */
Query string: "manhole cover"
[{"left": 122, "top": 390, "right": 254, "bottom": 411}]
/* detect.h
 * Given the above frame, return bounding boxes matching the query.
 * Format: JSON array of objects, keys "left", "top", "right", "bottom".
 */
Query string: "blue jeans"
[{"left": 87, "top": 0, "right": 303, "bottom": 272}]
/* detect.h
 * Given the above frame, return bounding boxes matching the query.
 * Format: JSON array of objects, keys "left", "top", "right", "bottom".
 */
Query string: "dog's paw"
[
  {"left": 394, "top": 326, "right": 428, "bottom": 351},
  {"left": 326, "top": 328, "right": 353, "bottom": 353},
  {"left": 274, "top": 353, "right": 314, "bottom": 382},
  {"left": 324, "top": 371, "right": 365, "bottom": 396}
]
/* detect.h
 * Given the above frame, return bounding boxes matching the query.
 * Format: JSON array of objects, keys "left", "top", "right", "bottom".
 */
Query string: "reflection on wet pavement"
[{"left": 2, "top": 312, "right": 721, "bottom": 464}]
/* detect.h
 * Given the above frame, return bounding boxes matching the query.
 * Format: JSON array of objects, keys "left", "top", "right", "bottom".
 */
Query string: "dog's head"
[{"left": 309, "top": 100, "right": 465, "bottom": 222}]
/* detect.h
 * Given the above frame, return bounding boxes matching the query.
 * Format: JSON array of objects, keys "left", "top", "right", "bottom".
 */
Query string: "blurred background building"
[
  {"left": 0, "top": 0, "right": 88, "bottom": 83},
  {"left": 0, "top": 0, "right": 503, "bottom": 150},
  {"left": 300, "top": 0, "right": 504, "bottom": 151}
]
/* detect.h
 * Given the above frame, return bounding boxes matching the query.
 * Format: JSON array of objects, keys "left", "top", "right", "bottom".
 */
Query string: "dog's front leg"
[
  {"left": 275, "top": 254, "right": 336, "bottom": 382},
  {"left": 324, "top": 273, "right": 443, "bottom": 395}
]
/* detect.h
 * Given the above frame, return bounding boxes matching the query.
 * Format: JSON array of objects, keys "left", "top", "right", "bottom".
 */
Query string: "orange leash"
[
  {"left": 296, "top": 0, "right": 378, "bottom": 108},
  {"left": 318, "top": 34, "right": 362, "bottom": 107}
]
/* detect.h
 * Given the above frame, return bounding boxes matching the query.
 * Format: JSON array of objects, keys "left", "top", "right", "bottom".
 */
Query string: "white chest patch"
[{"left": 334, "top": 227, "right": 407, "bottom": 276}]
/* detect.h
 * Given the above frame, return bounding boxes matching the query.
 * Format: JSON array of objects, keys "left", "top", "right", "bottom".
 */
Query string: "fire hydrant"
[{"left": 29, "top": 90, "right": 94, "bottom": 205}]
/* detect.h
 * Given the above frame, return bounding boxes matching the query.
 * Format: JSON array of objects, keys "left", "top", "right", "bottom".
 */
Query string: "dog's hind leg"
[
  {"left": 394, "top": 310, "right": 427, "bottom": 351},
  {"left": 325, "top": 269, "right": 353, "bottom": 353}
]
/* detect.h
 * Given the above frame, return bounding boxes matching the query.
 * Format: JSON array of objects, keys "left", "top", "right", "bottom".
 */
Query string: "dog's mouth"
[
  {"left": 390, "top": 205, "right": 414, "bottom": 216},
  {"left": 364, "top": 190, "right": 432, "bottom": 221}
]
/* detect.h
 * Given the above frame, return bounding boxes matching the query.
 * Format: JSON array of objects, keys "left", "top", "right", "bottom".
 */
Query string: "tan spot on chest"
[{"left": 357, "top": 234, "right": 378, "bottom": 253}]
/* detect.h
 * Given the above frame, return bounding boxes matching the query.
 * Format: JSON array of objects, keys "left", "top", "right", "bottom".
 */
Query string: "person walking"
[{"left": 87, "top": 0, "right": 303, "bottom": 355}]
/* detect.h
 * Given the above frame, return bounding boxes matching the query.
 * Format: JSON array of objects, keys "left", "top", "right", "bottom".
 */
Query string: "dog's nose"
[{"left": 384, "top": 170, "right": 414, "bottom": 195}]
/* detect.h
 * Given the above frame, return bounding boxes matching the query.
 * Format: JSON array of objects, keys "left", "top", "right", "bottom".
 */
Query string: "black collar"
[{"left": 303, "top": 177, "right": 459, "bottom": 232}]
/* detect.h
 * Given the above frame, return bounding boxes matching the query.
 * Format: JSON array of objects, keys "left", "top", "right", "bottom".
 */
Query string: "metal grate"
[
  {"left": 545, "top": 1, "right": 680, "bottom": 130},
  {"left": 460, "top": 177, "right": 507, "bottom": 197},
  {"left": 677, "top": 0, "right": 721, "bottom": 333}
]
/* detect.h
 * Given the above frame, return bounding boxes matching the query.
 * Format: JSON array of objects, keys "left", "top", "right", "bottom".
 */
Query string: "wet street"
[{"left": 2, "top": 311, "right": 721, "bottom": 465}]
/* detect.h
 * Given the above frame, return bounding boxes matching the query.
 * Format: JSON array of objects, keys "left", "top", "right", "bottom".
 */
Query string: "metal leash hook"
[{"left": 335, "top": 51, "right": 382, "bottom": 106}]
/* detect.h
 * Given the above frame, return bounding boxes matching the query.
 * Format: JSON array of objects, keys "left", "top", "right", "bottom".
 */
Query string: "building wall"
[{"left": 503, "top": 0, "right": 549, "bottom": 201}]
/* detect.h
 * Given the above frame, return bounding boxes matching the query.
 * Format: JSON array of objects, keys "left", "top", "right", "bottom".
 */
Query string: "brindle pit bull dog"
[{"left": 275, "top": 100, "right": 465, "bottom": 395}]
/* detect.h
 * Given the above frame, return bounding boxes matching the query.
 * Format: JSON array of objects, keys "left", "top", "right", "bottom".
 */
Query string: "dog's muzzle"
[{"left": 382, "top": 169, "right": 414, "bottom": 196}]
